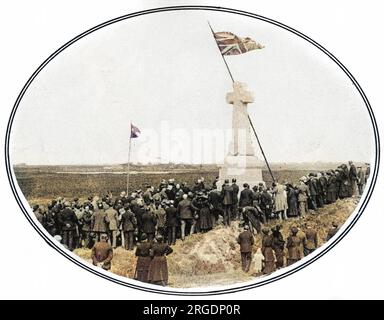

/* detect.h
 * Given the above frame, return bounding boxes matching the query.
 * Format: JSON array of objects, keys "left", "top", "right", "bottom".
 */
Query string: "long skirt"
[
  {"left": 134, "top": 256, "right": 152, "bottom": 283},
  {"left": 148, "top": 256, "right": 168, "bottom": 285}
]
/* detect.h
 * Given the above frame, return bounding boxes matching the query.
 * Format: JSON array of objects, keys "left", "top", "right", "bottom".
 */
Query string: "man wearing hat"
[
  {"left": 237, "top": 225, "right": 254, "bottom": 272},
  {"left": 165, "top": 200, "right": 178, "bottom": 245},
  {"left": 120, "top": 206, "right": 137, "bottom": 250},
  {"left": 105, "top": 203, "right": 119, "bottom": 249},
  {"left": 58, "top": 201, "right": 78, "bottom": 251},
  {"left": 231, "top": 178, "right": 240, "bottom": 220},
  {"left": 91, "top": 202, "right": 108, "bottom": 242},
  {"left": 221, "top": 179, "right": 234, "bottom": 226},
  {"left": 91, "top": 234, "right": 113, "bottom": 270},
  {"left": 141, "top": 207, "right": 157, "bottom": 243},
  {"left": 177, "top": 193, "right": 195, "bottom": 240}
]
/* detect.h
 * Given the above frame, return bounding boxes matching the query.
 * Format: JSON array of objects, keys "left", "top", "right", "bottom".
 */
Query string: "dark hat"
[
  {"left": 224, "top": 179, "right": 229, "bottom": 183},
  {"left": 243, "top": 183, "right": 249, "bottom": 188},
  {"left": 232, "top": 178, "right": 237, "bottom": 182},
  {"left": 291, "top": 227, "right": 298, "bottom": 235},
  {"left": 73, "top": 197, "right": 79, "bottom": 202},
  {"left": 332, "top": 222, "right": 338, "bottom": 228}
]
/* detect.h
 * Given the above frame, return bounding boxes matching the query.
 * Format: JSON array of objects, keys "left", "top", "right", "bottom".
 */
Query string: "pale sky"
[{"left": 10, "top": 10, "right": 374, "bottom": 165}]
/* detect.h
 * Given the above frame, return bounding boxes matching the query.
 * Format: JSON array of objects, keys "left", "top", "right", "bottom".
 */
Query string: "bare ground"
[{"left": 74, "top": 197, "right": 358, "bottom": 288}]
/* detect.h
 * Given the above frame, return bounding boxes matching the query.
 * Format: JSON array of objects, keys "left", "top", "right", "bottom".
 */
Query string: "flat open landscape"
[{"left": 13, "top": 162, "right": 353, "bottom": 204}]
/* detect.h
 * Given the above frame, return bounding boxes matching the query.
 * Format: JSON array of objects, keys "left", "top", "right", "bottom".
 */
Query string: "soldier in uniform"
[
  {"left": 91, "top": 234, "right": 113, "bottom": 270},
  {"left": 286, "top": 227, "right": 302, "bottom": 266},
  {"left": 148, "top": 235, "right": 173, "bottom": 286},
  {"left": 237, "top": 225, "right": 254, "bottom": 272},
  {"left": 261, "top": 228, "right": 276, "bottom": 274},
  {"left": 134, "top": 233, "right": 152, "bottom": 283}
]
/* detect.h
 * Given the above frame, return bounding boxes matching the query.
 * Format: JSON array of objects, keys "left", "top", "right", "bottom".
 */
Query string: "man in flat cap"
[
  {"left": 237, "top": 225, "right": 254, "bottom": 272},
  {"left": 91, "top": 234, "right": 113, "bottom": 270}
]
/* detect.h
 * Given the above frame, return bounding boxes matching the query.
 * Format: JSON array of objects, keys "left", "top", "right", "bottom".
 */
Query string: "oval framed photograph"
[{"left": 5, "top": 6, "right": 379, "bottom": 295}]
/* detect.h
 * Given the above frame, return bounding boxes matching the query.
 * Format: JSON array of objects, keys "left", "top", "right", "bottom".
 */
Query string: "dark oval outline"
[{"left": 4, "top": 5, "right": 380, "bottom": 296}]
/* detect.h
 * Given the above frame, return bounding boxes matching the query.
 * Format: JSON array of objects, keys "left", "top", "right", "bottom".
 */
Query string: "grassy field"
[{"left": 14, "top": 167, "right": 312, "bottom": 204}]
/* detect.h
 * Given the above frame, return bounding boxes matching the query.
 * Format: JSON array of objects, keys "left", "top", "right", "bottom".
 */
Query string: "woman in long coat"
[
  {"left": 134, "top": 233, "right": 152, "bottom": 283},
  {"left": 272, "top": 225, "right": 285, "bottom": 269},
  {"left": 148, "top": 235, "right": 173, "bottom": 286},
  {"left": 286, "top": 184, "right": 298, "bottom": 217},
  {"left": 192, "top": 194, "right": 213, "bottom": 233},
  {"left": 261, "top": 228, "right": 276, "bottom": 274},
  {"left": 272, "top": 182, "right": 288, "bottom": 220},
  {"left": 286, "top": 227, "right": 302, "bottom": 266}
]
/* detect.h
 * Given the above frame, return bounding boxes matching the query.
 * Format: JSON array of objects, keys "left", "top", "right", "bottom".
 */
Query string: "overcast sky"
[{"left": 10, "top": 10, "right": 374, "bottom": 165}]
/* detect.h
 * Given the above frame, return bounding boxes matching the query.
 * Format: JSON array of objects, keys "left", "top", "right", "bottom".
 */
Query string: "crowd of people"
[{"left": 31, "top": 161, "right": 370, "bottom": 284}]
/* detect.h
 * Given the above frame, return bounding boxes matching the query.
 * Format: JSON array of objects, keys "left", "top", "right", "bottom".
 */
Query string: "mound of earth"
[{"left": 74, "top": 197, "right": 358, "bottom": 288}]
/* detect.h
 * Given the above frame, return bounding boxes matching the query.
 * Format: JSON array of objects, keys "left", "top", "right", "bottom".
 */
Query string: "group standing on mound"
[{"left": 32, "top": 161, "right": 369, "bottom": 284}]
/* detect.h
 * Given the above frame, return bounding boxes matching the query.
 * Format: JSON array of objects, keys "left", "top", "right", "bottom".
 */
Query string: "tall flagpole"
[
  {"left": 207, "top": 21, "right": 234, "bottom": 83},
  {"left": 126, "top": 130, "right": 132, "bottom": 195},
  {"left": 207, "top": 21, "right": 275, "bottom": 183}
]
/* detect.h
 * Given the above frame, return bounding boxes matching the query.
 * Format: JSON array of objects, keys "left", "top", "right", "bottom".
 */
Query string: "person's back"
[
  {"left": 237, "top": 230, "right": 254, "bottom": 253},
  {"left": 92, "top": 236, "right": 113, "bottom": 270},
  {"left": 178, "top": 198, "right": 193, "bottom": 220},
  {"left": 222, "top": 184, "right": 234, "bottom": 205}
]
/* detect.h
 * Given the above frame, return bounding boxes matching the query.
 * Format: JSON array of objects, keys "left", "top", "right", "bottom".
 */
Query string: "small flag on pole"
[
  {"left": 214, "top": 31, "right": 264, "bottom": 56},
  {"left": 130, "top": 123, "right": 141, "bottom": 138}
]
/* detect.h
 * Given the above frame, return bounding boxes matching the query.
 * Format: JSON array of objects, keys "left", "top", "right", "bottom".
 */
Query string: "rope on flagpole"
[
  {"left": 248, "top": 115, "right": 275, "bottom": 183},
  {"left": 207, "top": 21, "right": 275, "bottom": 183}
]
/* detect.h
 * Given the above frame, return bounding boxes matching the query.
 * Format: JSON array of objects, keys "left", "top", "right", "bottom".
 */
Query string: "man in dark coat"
[
  {"left": 239, "top": 183, "right": 254, "bottom": 209},
  {"left": 91, "top": 202, "right": 107, "bottom": 242},
  {"left": 58, "top": 201, "right": 78, "bottom": 251},
  {"left": 237, "top": 225, "right": 254, "bottom": 272},
  {"left": 134, "top": 233, "right": 152, "bottom": 282},
  {"left": 308, "top": 173, "right": 318, "bottom": 210},
  {"left": 259, "top": 188, "right": 272, "bottom": 222},
  {"left": 208, "top": 188, "right": 223, "bottom": 226},
  {"left": 92, "top": 234, "right": 113, "bottom": 270},
  {"left": 231, "top": 178, "right": 240, "bottom": 219},
  {"left": 141, "top": 208, "right": 157, "bottom": 243},
  {"left": 177, "top": 194, "right": 195, "bottom": 240},
  {"left": 120, "top": 207, "right": 137, "bottom": 250},
  {"left": 165, "top": 201, "right": 178, "bottom": 245},
  {"left": 221, "top": 179, "right": 234, "bottom": 226},
  {"left": 326, "top": 171, "right": 337, "bottom": 204}
]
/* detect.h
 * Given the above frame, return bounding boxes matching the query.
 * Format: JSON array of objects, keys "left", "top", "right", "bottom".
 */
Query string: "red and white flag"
[
  {"left": 214, "top": 31, "right": 264, "bottom": 56},
  {"left": 130, "top": 123, "right": 141, "bottom": 139}
]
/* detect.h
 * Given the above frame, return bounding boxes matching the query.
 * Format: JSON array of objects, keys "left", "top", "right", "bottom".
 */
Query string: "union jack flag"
[
  {"left": 214, "top": 31, "right": 264, "bottom": 56},
  {"left": 130, "top": 123, "right": 141, "bottom": 139}
]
